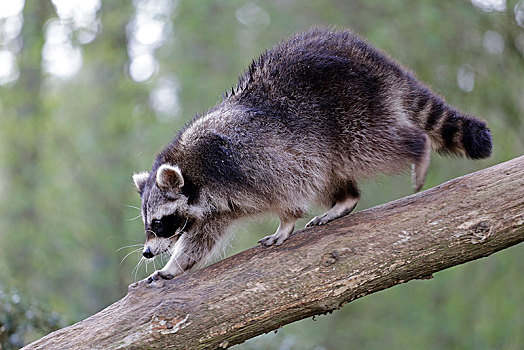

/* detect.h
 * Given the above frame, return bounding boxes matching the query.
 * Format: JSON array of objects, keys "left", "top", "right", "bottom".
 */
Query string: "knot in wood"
[
  {"left": 150, "top": 314, "right": 191, "bottom": 335},
  {"left": 323, "top": 251, "right": 340, "bottom": 267},
  {"left": 470, "top": 220, "right": 492, "bottom": 244}
]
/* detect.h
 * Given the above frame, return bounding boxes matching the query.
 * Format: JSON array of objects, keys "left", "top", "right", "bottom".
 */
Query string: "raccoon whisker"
[
  {"left": 132, "top": 259, "right": 139, "bottom": 276},
  {"left": 133, "top": 256, "right": 145, "bottom": 280},
  {"left": 153, "top": 255, "right": 159, "bottom": 271},
  {"left": 136, "top": 261, "right": 144, "bottom": 280},
  {"left": 166, "top": 232, "right": 183, "bottom": 240},
  {"left": 122, "top": 204, "right": 141, "bottom": 211},
  {"left": 145, "top": 258, "right": 150, "bottom": 274},
  {"left": 127, "top": 215, "right": 142, "bottom": 222},
  {"left": 139, "top": 258, "right": 146, "bottom": 278},
  {"left": 181, "top": 251, "right": 197, "bottom": 262},
  {"left": 120, "top": 248, "right": 142, "bottom": 266},
  {"left": 145, "top": 229, "right": 157, "bottom": 238},
  {"left": 172, "top": 256, "right": 186, "bottom": 275},
  {"left": 136, "top": 256, "right": 145, "bottom": 273},
  {"left": 179, "top": 219, "right": 189, "bottom": 232},
  {"left": 115, "top": 244, "right": 143, "bottom": 253}
]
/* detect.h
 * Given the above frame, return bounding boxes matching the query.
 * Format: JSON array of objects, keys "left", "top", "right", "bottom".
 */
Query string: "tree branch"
[{"left": 24, "top": 156, "right": 524, "bottom": 350}]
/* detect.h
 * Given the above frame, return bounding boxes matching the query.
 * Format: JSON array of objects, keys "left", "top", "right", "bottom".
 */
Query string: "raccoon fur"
[{"left": 133, "top": 28, "right": 492, "bottom": 282}]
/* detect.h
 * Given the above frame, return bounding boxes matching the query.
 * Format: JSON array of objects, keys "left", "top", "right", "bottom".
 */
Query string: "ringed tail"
[{"left": 411, "top": 90, "right": 492, "bottom": 159}]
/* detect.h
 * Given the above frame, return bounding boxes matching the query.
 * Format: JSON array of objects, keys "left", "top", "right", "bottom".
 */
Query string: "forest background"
[{"left": 0, "top": 0, "right": 523, "bottom": 349}]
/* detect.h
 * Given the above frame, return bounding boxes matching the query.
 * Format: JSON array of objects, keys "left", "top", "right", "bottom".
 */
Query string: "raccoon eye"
[{"left": 151, "top": 219, "right": 162, "bottom": 230}]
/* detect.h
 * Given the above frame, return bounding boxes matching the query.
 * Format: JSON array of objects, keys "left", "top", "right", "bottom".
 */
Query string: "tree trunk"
[
  {"left": 24, "top": 156, "right": 524, "bottom": 349},
  {"left": 3, "top": 0, "right": 53, "bottom": 277}
]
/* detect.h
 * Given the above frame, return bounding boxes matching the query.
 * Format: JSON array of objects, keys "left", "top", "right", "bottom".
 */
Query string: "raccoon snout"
[{"left": 143, "top": 247, "right": 154, "bottom": 259}]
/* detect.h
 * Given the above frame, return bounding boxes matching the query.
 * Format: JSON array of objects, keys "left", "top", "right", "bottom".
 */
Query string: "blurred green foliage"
[
  {"left": 0, "top": 0, "right": 523, "bottom": 348},
  {"left": 0, "top": 288, "right": 62, "bottom": 349}
]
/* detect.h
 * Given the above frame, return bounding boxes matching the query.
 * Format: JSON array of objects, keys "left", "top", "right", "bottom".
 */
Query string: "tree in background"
[{"left": 0, "top": 0, "right": 523, "bottom": 348}]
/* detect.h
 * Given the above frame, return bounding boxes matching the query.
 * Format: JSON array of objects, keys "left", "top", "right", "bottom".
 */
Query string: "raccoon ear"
[
  {"left": 156, "top": 164, "right": 184, "bottom": 190},
  {"left": 132, "top": 171, "right": 150, "bottom": 194}
]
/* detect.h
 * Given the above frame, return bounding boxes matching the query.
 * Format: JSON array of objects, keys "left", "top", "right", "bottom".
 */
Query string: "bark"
[{"left": 24, "top": 156, "right": 524, "bottom": 349}]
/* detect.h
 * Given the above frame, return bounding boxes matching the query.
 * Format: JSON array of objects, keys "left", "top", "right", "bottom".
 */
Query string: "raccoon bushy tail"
[{"left": 413, "top": 93, "right": 492, "bottom": 159}]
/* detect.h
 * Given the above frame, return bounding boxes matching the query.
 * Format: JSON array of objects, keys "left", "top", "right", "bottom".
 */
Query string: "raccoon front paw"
[
  {"left": 147, "top": 269, "right": 175, "bottom": 283},
  {"left": 258, "top": 234, "right": 287, "bottom": 246},
  {"left": 305, "top": 214, "right": 331, "bottom": 227}
]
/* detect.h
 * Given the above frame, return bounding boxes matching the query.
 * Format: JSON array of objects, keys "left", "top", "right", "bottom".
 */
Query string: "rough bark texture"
[{"left": 24, "top": 156, "right": 524, "bottom": 349}]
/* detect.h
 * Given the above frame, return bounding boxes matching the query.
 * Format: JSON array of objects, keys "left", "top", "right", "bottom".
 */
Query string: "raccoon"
[{"left": 133, "top": 28, "right": 492, "bottom": 282}]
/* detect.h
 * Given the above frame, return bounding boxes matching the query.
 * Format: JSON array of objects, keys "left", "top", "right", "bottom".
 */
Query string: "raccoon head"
[{"left": 133, "top": 164, "right": 200, "bottom": 259}]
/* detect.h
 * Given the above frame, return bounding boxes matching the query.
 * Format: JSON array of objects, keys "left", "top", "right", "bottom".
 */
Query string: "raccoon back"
[{"left": 231, "top": 27, "right": 492, "bottom": 159}]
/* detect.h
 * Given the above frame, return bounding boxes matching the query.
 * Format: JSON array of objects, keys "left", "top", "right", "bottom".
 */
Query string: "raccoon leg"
[
  {"left": 409, "top": 132, "right": 431, "bottom": 192},
  {"left": 148, "top": 257, "right": 185, "bottom": 281},
  {"left": 258, "top": 216, "right": 298, "bottom": 246},
  {"left": 147, "top": 235, "right": 196, "bottom": 282},
  {"left": 147, "top": 248, "right": 192, "bottom": 281},
  {"left": 306, "top": 181, "right": 360, "bottom": 227}
]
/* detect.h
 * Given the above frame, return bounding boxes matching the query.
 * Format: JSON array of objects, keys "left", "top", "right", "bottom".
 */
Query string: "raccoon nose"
[{"left": 143, "top": 247, "right": 154, "bottom": 259}]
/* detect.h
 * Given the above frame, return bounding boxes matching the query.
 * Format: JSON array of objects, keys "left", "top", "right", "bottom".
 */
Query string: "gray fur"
[{"left": 134, "top": 28, "right": 492, "bottom": 282}]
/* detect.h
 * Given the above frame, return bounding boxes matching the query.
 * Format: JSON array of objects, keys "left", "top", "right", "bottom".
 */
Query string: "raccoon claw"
[
  {"left": 147, "top": 270, "right": 175, "bottom": 283},
  {"left": 146, "top": 275, "right": 157, "bottom": 283},
  {"left": 258, "top": 235, "right": 286, "bottom": 246},
  {"left": 306, "top": 198, "right": 358, "bottom": 227},
  {"left": 306, "top": 215, "right": 330, "bottom": 227},
  {"left": 259, "top": 218, "right": 295, "bottom": 246}
]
